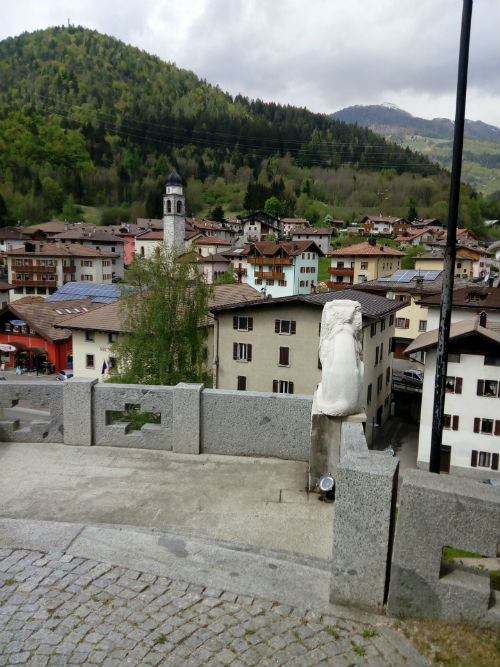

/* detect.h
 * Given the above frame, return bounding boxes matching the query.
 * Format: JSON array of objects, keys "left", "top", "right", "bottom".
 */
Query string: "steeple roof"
[{"left": 166, "top": 169, "right": 183, "bottom": 186}]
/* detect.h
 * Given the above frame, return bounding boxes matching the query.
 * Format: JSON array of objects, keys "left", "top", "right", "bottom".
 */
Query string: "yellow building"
[
  {"left": 414, "top": 250, "right": 473, "bottom": 279},
  {"left": 327, "top": 240, "right": 405, "bottom": 289}
]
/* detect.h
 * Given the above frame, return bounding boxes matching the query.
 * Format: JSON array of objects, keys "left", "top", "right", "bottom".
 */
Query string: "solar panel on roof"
[{"left": 91, "top": 297, "right": 117, "bottom": 303}]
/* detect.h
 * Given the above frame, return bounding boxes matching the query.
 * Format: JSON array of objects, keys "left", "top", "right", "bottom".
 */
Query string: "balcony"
[
  {"left": 11, "top": 264, "right": 56, "bottom": 273},
  {"left": 255, "top": 270, "right": 285, "bottom": 279},
  {"left": 327, "top": 280, "right": 353, "bottom": 290},
  {"left": 11, "top": 279, "right": 58, "bottom": 287},
  {"left": 247, "top": 257, "right": 293, "bottom": 266},
  {"left": 328, "top": 267, "right": 354, "bottom": 276},
  {"left": 63, "top": 265, "right": 76, "bottom": 273}
]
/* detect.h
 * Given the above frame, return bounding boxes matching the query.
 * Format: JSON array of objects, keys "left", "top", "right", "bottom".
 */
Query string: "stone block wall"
[{"left": 0, "top": 381, "right": 63, "bottom": 442}]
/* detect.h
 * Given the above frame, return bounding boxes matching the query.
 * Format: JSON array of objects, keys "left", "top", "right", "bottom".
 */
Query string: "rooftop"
[
  {"left": 405, "top": 316, "right": 500, "bottom": 355},
  {"left": 327, "top": 241, "right": 405, "bottom": 257},
  {"left": 250, "top": 240, "right": 323, "bottom": 257},
  {"left": 416, "top": 286, "right": 500, "bottom": 309}
]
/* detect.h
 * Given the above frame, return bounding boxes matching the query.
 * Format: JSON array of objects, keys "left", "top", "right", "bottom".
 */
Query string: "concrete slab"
[{"left": 0, "top": 441, "right": 334, "bottom": 559}]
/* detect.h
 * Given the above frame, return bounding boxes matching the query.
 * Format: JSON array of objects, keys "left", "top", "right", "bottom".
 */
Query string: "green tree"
[
  {"left": 215, "top": 267, "right": 237, "bottom": 284},
  {"left": 111, "top": 246, "right": 213, "bottom": 386},
  {"left": 406, "top": 196, "right": 418, "bottom": 222},
  {"left": 209, "top": 204, "right": 225, "bottom": 222},
  {"left": 264, "top": 196, "right": 285, "bottom": 218}
]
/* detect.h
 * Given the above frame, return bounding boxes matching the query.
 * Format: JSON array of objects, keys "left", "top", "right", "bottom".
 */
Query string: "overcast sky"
[{"left": 2, "top": 0, "right": 499, "bottom": 128}]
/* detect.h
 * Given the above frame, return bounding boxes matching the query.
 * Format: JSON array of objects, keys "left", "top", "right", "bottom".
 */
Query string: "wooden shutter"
[
  {"left": 81, "top": 260, "right": 84, "bottom": 267},
  {"left": 233, "top": 316, "right": 238, "bottom": 329},
  {"left": 233, "top": 342, "right": 238, "bottom": 360},
  {"left": 290, "top": 320, "right": 296, "bottom": 334},
  {"left": 452, "top": 415, "right": 459, "bottom": 431},
  {"left": 288, "top": 381, "right": 294, "bottom": 394},
  {"left": 237, "top": 376, "right": 246, "bottom": 391},
  {"left": 279, "top": 347, "right": 289, "bottom": 365},
  {"left": 89, "top": 260, "right": 93, "bottom": 267},
  {"left": 477, "top": 379, "right": 484, "bottom": 396},
  {"left": 275, "top": 319, "right": 280, "bottom": 333},
  {"left": 471, "top": 450, "right": 478, "bottom": 467},
  {"left": 247, "top": 344, "right": 252, "bottom": 362},
  {"left": 495, "top": 420, "right": 500, "bottom": 436},
  {"left": 455, "top": 377, "right": 462, "bottom": 394},
  {"left": 473, "top": 418, "right": 480, "bottom": 433},
  {"left": 492, "top": 453, "right": 499, "bottom": 471},
  {"left": 273, "top": 380, "right": 278, "bottom": 392},
  {"left": 248, "top": 317, "right": 253, "bottom": 331}
]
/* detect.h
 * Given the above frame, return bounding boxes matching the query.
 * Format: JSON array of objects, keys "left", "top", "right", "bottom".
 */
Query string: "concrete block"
[
  {"left": 0, "top": 381, "right": 63, "bottom": 442},
  {"left": 330, "top": 451, "right": 398, "bottom": 611},
  {"left": 173, "top": 383, "right": 203, "bottom": 454},
  {"left": 387, "top": 468, "right": 500, "bottom": 627},
  {"left": 201, "top": 389, "right": 312, "bottom": 460},
  {"left": 63, "top": 377, "right": 98, "bottom": 446}
]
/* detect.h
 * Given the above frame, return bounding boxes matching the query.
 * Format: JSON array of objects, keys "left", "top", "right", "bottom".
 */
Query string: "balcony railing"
[
  {"left": 63, "top": 265, "right": 76, "bottom": 273},
  {"left": 327, "top": 280, "right": 353, "bottom": 290},
  {"left": 255, "top": 270, "right": 285, "bottom": 279},
  {"left": 328, "top": 267, "right": 354, "bottom": 276},
  {"left": 11, "top": 265, "right": 56, "bottom": 273},
  {"left": 248, "top": 257, "right": 293, "bottom": 266},
  {"left": 11, "top": 279, "right": 58, "bottom": 287}
]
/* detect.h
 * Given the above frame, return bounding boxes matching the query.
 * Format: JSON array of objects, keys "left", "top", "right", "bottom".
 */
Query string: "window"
[
  {"left": 367, "top": 384, "right": 372, "bottom": 405},
  {"left": 82, "top": 275, "right": 93, "bottom": 281},
  {"left": 360, "top": 262, "right": 368, "bottom": 270},
  {"left": 380, "top": 319, "right": 386, "bottom": 332},
  {"left": 108, "top": 333, "right": 118, "bottom": 343},
  {"left": 389, "top": 314, "right": 394, "bottom": 326},
  {"left": 396, "top": 318, "right": 410, "bottom": 329},
  {"left": 167, "top": 200, "right": 171, "bottom": 213},
  {"left": 275, "top": 319, "right": 296, "bottom": 335},
  {"left": 370, "top": 322, "right": 377, "bottom": 337},
  {"left": 484, "top": 356, "right": 500, "bottom": 366},
  {"left": 233, "top": 316, "right": 253, "bottom": 332},
  {"left": 471, "top": 450, "right": 499, "bottom": 470},
  {"left": 237, "top": 376, "right": 247, "bottom": 391},
  {"left": 473, "top": 418, "right": 500, "bottom": 435},
  {"left": 397, "top": 294, "right": 410, "bottom": 303},
  {"left": 448, "top": 352, "right": 460, "bottom": 363},
  {"left": 477, "top": 379, "right": 499, "bottom": 397},
  {"left": 377, "top": 374, "right": 383, "bottom": 393},
  {"left": 386, "top": 367, "right": 391, "bottom": 385},
  {"left": 419, "top": 320, "right": 427, "bottom": 332},
  {"left": 278, "top": 280, "right": 287, "bottom": 286},
  {"left": 272, "top": 380, "right": 294, "bottom": 394},
  {"left": 266, "top": 279, "right": 274, "bottom": 286},
  {"left": 380, "top": 343, "right": 383, "bottom": 362},
  {"left": 255, "top": 278, "right": 262, "bottom": 285},
  {"left": 233, "top": 342, "right": 252, "bottom": 362},
  {"left": 445, "top": 376, "right": 462, "bottom": 393},
  {"left": 443, "top": 414, "right": 459, "bottom": 430},
  {"left": 337, "top": 261, "right": 344, "bottom": 268},
  {"left": 278, "top": 347, "right": 290, "bottom": 366},
  {"left": 81, "top": 260, "right": 92, "bottom": 267},
  {"left": 375, "top": 346, "right": 379, "bottom": 366},
  {"left": 85, "top": 331, "right": 95, "bottom": 342},
  {"left": 86, "top": 354, "right": 95, "bottom": 368}
]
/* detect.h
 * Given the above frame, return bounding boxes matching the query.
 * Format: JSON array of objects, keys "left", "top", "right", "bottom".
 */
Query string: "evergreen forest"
[{"left": 0, "top": 25, "right": 498, "bottom": 234}]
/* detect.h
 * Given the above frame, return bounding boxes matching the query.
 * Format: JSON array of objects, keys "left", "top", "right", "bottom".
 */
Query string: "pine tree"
[{"left": 111, "top": 246, "right": 213, "bottom": 386}]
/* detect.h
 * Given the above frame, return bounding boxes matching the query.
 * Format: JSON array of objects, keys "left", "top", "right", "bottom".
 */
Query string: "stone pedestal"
[{"left": 308, "top": 392, "right": 365, "bottom": 490}]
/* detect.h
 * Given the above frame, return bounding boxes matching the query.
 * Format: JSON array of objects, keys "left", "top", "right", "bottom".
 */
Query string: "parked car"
[
  {"left": 56, "top": 369, "right": 74, "bottom": 381},
  {"left": 402, "top": 369, "right": 423, "bottom": 386}
]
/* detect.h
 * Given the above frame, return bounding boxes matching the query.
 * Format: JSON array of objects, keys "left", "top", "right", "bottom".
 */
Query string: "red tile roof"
[
  {"left": 327, "top": 242, "right": 405, "bottom": 256},
  {"left": 250, "top": 240, "right": 323, "bottom": 257}
]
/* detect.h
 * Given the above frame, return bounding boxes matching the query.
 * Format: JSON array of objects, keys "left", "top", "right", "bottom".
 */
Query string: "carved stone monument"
[{"left": 309, "top": 300, "right": 366, "bottom": 490}]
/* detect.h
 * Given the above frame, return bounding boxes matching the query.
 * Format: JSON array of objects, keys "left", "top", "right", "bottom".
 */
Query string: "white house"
[{"left": 406, "top": 317, "right": 500, "bottom": 478}]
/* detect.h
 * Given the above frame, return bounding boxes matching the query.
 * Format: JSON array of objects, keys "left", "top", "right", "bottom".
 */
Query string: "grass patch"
[
  {"left": 3, "top": 578, "right": 16, "bottom": 586},
  {"left": 362, "top": 627, "right": 378, "bottom": 638},
  {"left": 325, "top": 627, "right": 341, "bottom": 639},
  {"left": 244, "top": 628, "right": 257, "bottom": 636},
  {"left": 352, "top": 644, "right": 366, "bottom": 656},
  {"left": 156, "top": 634, "right": 167, "bottom": 645},
  {"left": 490, "top": 570, "right": 500, "bottom": 592},
  {"left": 398, "top": 618, "right": 500, "bottom": 667},
  {"left": 442, "top": 547, "right": 483, "bottom": 563}
]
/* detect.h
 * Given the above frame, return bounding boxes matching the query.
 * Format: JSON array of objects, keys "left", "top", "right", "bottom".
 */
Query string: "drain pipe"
[{"left": 429, "top": 0, "right": 473, "bottom": 473}]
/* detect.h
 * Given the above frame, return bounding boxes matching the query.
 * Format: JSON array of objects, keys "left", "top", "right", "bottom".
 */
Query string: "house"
[
  {"left": 246, "top": 240, "right": 322, "bottom": 297},
  {"left": 413, "top": 249, "right": 474, "bottom": 279},
  {"left": 0, "top": 298, "right": 96, "bottom": 372},
  {"left": 360, "top": 215, "right": 410, "bottom": 236},
  {"left": 410, "top": 218, "right": 445, "bottom": 231},
  {"left": 326, "top": 239, "right": 405, "bottom": 289},
  {"left": 191, "top": 219, "right": 237, "bottom": 244},
  {"left": 134, "top": 229, "right": 204, "bottom": 259},
  {"left": 281, "top": 218, "right": 309, "bottom": 234},
  {"left": 393, "top": 228, "right": 438, "bottom": 247},
  {"left": 242, "top": 212, "right": 283, "bottom": 242},
  {"left": 221, "top": 247, "right": 250, "bottom": 284},
  {"left": 6, "top": 242, "right": 118, "bottom": 302},
  {"left": 289, "top": 227, "right": 335, "bottom": 254},
  {"left": 405, "top": 316, "right": 500, "bottom": 478},
  {"left": 416, "top": 286, "right": 500, "bottom": 331},
  {"left": 210, "top": 289, "right": 405, "bottom": 442},
  {"left": 57, "top": 284, "right": 260, "bottom": 381},
  {"left": 54, "top": 225, "right": 125, "bottom": 279},
  {"left": 0, "top": 279, "right": 14, "bottom": 310},
  {"left": 191, "top": 236, "right": 233, "bottom": 258}
]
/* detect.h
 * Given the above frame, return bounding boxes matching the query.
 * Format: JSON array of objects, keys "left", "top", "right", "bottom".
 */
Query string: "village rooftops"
[
  {"left": 210, "top": 288, "right": 406, "bottom": 320},
  {"left": 352, "top": 271, "right": 475, "bottom": 296},
  {"left": 54, "top": 228, "right": 123, "bottom": 243},
  {"left": 56, "top": 283, "right": 261, "bottom": 334},
  {"left": 326, "top": 241, "right": 405, "bottom": 257},
  {"left": 249, "top": 240, "right": 324, "bottom": 257},
  {"left": 194, "top": 236, "right": 232, "bottom": 246},
  {"left": 361, "top": 215, "right": 408, "bottom": 224},
  {"left": 289, "top": 228, "right": 334, "bottom": 236},
  {"left": 416, "top": 286, "right": 500, "bottom": 310},
  {"left": 404, "top": 316, "right": 500, "bottom": 355},
  {"left": 6, "top": 243, "right": 117, "bottom": 258}
]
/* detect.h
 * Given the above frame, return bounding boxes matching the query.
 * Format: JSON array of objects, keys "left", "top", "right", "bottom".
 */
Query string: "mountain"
[
  {"left": 332, "top": 105, "right": 500, "bottom": 195},
  {"left": 0, "top": 27, "right": 497, "bottom": 233}
]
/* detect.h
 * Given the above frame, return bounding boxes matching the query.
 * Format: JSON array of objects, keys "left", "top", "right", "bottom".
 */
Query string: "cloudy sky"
[{"left": 2, "top": 0, "right": 499, "bottom": 128}]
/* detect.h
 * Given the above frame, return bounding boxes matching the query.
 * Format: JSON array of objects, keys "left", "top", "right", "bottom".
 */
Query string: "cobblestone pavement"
[{"left": 0, "top": 548, "right": 424, "bottom": 666}]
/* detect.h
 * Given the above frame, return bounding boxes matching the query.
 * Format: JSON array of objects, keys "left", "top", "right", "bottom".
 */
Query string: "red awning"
[{"left": 28, "top": 346, "right": 47, "bottom": 355}]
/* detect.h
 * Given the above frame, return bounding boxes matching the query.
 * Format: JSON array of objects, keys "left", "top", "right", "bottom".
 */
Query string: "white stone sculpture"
[{"left": 315, "top": 300, "right": 364, "bottom": 416}]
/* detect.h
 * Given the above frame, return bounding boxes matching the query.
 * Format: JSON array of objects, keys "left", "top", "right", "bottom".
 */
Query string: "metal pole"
[{"left": 429, "top": 0, "right": 473, "bottom": 473}]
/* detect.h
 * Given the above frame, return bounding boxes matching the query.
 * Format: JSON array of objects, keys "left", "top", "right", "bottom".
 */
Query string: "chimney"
[{"left": 368, "top": 238, "right": 376, "bottom": 246}]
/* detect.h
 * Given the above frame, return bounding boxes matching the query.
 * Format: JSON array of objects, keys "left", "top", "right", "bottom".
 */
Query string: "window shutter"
[
  {"left": 471, "top": 450, "right": 478, "bottom": 467},
  {"left": 247, "top": 344, "right": 252, "bottom": 362},
  {"left": 233, "top": 343, "right": 238, "bottom": 360},
  {"left": 90, "top": 260, "right": 93, "bottom": 267},
  {"left": 492, "top": 453, "right": 499, "bottom": 471},
  {"left": 495, "top": 420, "right": 500, "bottom": 436},
  {"left": 477, "top": 379, "right": 484, "bottom": 396},
  {"left": 248, "top": 317, "right": 253, "bottom": 331},
  {"left": 291, "top": 320, "right": 296, "bottom": 335},
  {"left": 273, "top": 380, "right": 278, "bottom": 392},
  {"left": 452, "top": 415, "right": 459, "bottom": 431},
  {"left": 81, "top": 260, "right": 84, "bottom": 267},
  {"left": 289, "top": 381, "right": 294, "bottom": 394},
  {"left": 275, "top": 319, "right": 280, "bottom": 333},
  {"left": 237, "top": 375, "right": 246, "bottom": 391},
  {"left": 233, "top": 316, "right": 238, "bottom": 329},
  {"left": 389, "top": 337, "right": 394, "bottom": 353},
  {"left": 455, "top": 377, "right": 462, "bottom": 394},
  {"left": 473, "top": 418, "right": 480, "bottom": 433},
  {"left": 279, "top": 347, "right": 289, "bottom": 365}
]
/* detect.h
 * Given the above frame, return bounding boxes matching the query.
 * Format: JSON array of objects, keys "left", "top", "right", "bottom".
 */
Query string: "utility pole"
[{"left": 429, "top": 0, "right": 473, "bottom": 474}]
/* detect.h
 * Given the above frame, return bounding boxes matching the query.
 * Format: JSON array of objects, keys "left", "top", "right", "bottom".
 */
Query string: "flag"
[{"left": 101, "top": 360, "right": 107, "bottom": 374}]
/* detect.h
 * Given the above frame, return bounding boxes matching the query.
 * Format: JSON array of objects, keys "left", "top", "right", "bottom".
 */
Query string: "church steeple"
[{"left": 163, "top": 169, "right": 185, "bottom": 253}]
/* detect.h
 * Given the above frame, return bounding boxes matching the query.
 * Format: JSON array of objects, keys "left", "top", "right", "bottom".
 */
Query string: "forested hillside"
[{"left": 0, "top": 26, "right": 497, "bottom": 233}]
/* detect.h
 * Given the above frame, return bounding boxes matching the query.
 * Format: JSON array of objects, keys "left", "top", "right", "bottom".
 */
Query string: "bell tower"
[{"left": 163, "top": 168, "right": 185, "bottom": 253}]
